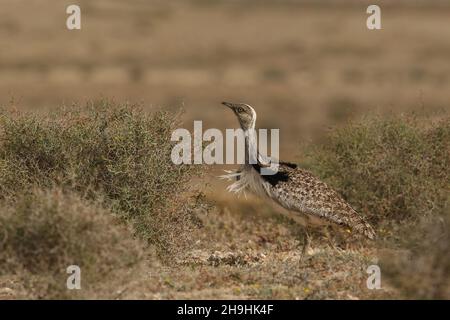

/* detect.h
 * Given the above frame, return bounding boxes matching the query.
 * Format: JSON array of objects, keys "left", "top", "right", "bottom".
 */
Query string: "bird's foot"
[{"left": 298, "top": 230, "right": 311, "bottom": 263}]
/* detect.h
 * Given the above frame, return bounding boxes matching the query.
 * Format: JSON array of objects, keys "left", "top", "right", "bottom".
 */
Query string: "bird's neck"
[
  {"left": 244, "top": 128, "right": 260, "bottom": 166},
  {"left": 241, "top": 112, "right": 262, "bottom": 167}
]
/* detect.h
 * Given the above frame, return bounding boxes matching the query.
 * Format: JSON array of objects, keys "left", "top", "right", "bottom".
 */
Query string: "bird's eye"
[{"left": 237, "top": 107, "right": 244, "bottom": 113}]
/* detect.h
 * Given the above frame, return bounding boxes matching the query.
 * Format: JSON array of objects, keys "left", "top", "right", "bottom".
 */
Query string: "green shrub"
[
  {"left": 0, "top": 188, "right": 144, "bottom": 298},
  {"left": 0, "top": 102, "right": 202, "bottom": 255}
]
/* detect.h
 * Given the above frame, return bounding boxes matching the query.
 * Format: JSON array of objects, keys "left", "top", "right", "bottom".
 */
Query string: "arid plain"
[{"left": 0, "top": 0, "right": 448, "bottom": 299}]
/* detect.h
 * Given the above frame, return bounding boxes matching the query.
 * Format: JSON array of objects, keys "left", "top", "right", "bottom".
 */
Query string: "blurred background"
[{"left": 1, "top": 0, "right": 449, "bottom": 155}]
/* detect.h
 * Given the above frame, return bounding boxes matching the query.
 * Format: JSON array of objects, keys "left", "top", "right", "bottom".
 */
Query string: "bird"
[{"left": 220, "top": 101, "right": 376, "bottom": 253}]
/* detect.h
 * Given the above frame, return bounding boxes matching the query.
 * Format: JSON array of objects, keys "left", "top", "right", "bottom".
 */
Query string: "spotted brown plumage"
[
  {"left": 257, "top": 162, "right": 376, "bottom": 239},
  {"left": 221, "top": 102, "right": 376, "bottom": 241}
]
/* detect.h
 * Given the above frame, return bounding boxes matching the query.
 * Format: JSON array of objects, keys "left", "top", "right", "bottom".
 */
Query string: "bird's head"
[{"left": 222, "top": 102, "right": 256, "bottom": 130}]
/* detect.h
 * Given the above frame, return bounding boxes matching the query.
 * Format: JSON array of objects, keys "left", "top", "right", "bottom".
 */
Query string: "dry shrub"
[
  {"left": 303, "top": 113, "right": 449, "bottom": 299},
  {"left": 381, "top": 198, "right": 449, "bottom": 299},
  {"left": 0, "top": 102, "right": 202, "bottom": 256},
  {"left": 303, "top": 114, "right": 449, "bottom": 226},
  {"left": 0, "top": 188, "right": 144, "bottom": 298}
]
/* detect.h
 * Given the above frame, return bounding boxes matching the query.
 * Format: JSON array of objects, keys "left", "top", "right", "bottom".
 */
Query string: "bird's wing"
[{"left": 262, "top": 165, "right": 376, "bottom": 239}]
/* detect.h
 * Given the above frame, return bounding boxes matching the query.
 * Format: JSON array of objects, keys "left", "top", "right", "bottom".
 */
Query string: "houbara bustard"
[{"left": 220, "top": 102, "right": 376, "bottom": 253}]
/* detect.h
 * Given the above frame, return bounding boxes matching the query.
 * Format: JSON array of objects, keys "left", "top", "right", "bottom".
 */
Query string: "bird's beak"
[{"left": 221, "top": 101, "right": 235, "bottom": 109}]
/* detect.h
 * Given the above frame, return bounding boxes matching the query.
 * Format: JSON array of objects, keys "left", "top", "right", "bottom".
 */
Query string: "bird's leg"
[
  {"left": 341, "top": 229, "right": 356, "bottom": 251},
  {"left": 324, "top": 226, "right": 338, "bottom": 251},
  {"left": 299, "top": 226, "right": 311, "bottom": 261},
  {"left": 325, "top": 225, "right": 349, "bottom": 257}
]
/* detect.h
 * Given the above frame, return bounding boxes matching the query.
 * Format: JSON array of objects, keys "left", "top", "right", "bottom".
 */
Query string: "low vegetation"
[
  {"left": 304, "top": 114, "right": 449, "bottom": 226},
  {"left": 0, "top": 189, "right": 144, "bottom": 298},
  {"left": 0, "top": 102, "right": 203, "bottom": 298},
  {"left": 303, "top": 114, "right": 449, "bottom": 299},
  {"left": 0, "top": 102, "right": 202, "bottom": 256},
  {"left": 0, "top": 104, "right": 447, "bottom": 299}
]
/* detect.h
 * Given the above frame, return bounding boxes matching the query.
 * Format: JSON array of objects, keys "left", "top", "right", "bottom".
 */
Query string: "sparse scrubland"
[
  {"left": 303, "top": 114, "right": 449, "bottom": 299},
  {"left": 0, "top": 103, "right": 203, "bottom": 298},
  {"left": 0, "top": 104, "right": 448, "bottom": 299},
  {"left": 0, "top": 189, "right": 144, "bottom": 298},
  {"left": 1, "top": 0, "right": 449, "bottom": 300}
]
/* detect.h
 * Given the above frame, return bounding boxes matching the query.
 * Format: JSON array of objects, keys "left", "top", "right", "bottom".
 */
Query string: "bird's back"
[{"left": 257, "top": 162, "right": 376, "bottom": 239}]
